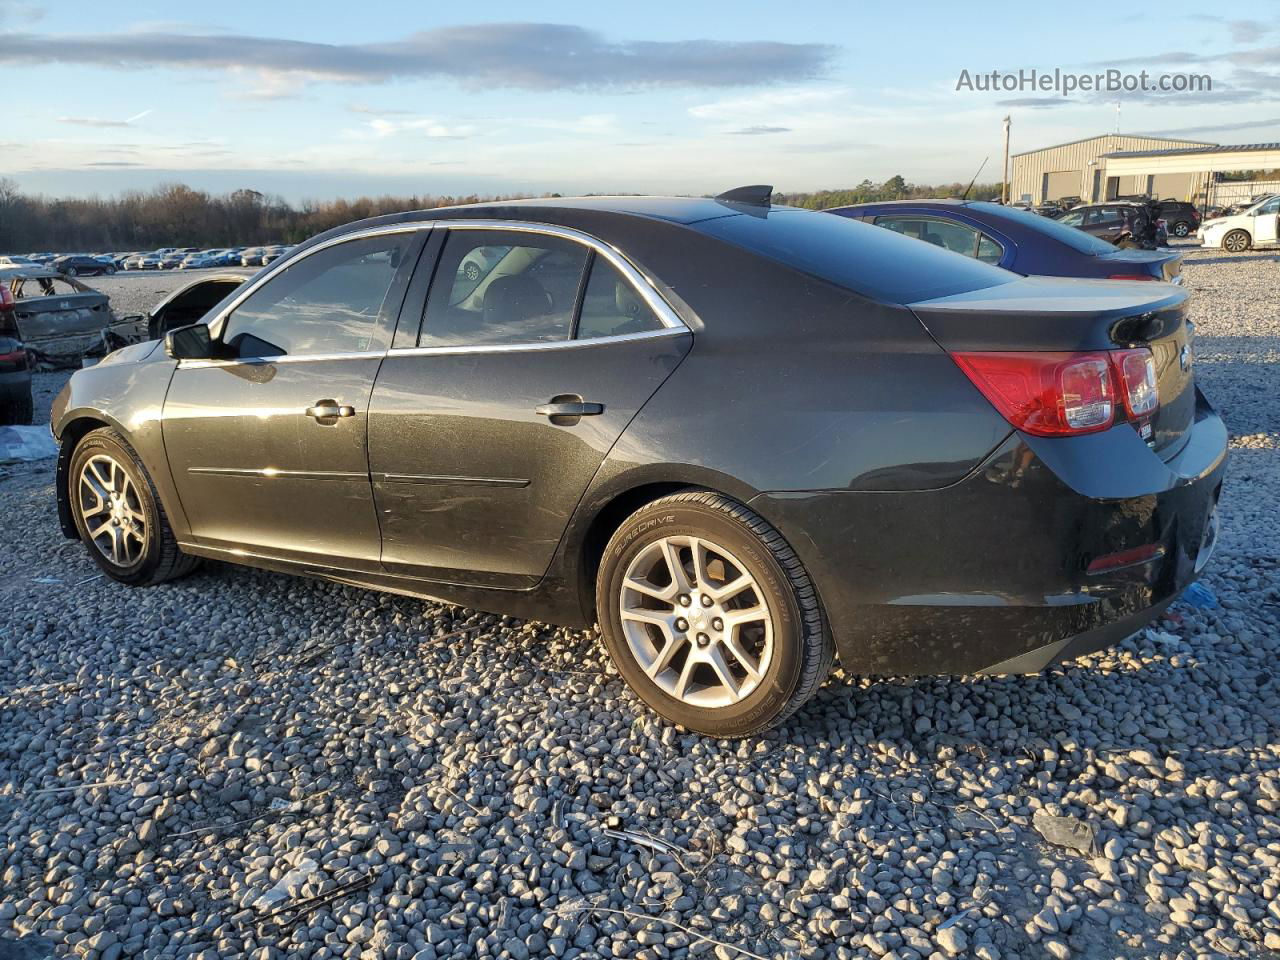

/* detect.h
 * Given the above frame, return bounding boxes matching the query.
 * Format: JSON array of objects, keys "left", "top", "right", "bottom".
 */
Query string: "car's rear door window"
[
  {"left": 418, "top": 229, "right": 589, "bottom": 347},
  {"left": 575, "top": 255, "right": 664, "bottom": 340},
  {"left": 220, "top": 233, "right": 413, "bottom": 358},
  {"left": 976, "top": 234, "right": 1003, "bottom": 264}
]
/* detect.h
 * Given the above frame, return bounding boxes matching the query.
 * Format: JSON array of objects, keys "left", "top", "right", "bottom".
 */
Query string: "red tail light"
[
  {"left": 0, "top": 285, "right": 14, "bottom": 310},
  {"left": 953, "top": 347, "right": 1158, "bottom": 438},
  {"left": 1106, "top": 274, "right": 1155, "bottom": 281},
  {"left": 0, "top": 350, "right": 25, "bottom": 366}
]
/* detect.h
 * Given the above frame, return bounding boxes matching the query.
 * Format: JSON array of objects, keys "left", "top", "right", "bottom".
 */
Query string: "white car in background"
[{"left": 1197, "top": 194, "right": 1280, "bottom": 252}]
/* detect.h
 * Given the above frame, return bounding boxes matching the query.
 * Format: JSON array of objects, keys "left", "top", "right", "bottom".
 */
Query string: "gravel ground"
[{"left": 1, "top": 248, "right": 1278, "bottom": 960}]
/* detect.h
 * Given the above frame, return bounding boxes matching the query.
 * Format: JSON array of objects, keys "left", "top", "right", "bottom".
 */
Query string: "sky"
[{"left": 3, "top": 0, "right": 1279, "bottom": 202}]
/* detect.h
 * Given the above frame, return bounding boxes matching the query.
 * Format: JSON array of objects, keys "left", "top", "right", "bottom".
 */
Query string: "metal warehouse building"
[{"left": 1011, "top": 134, "right": 1214, "bottom": 205}]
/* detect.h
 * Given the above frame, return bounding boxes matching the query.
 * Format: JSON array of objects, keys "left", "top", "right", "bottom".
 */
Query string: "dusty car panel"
[{"left": 1, "top": 266, "right": 114, "bottom": 362}]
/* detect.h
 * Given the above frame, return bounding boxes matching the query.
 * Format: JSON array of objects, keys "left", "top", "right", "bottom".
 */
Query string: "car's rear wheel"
[
  {"left": 69, "top": 428, "right": 199, "bottom": 586},
  {"left": 1223, "top": 229, "right": 1251, "bottom": 253},
  {"left": 1172, "top": 221, "right": 1190, "bottom": 237},
  {"left": 64, "top": 266, "right": 77, "bottom": 277},
  {"left": 597, "top": 491, "right": 833, "bottom": 737}
]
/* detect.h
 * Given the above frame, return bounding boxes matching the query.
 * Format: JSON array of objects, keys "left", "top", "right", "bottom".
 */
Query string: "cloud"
[
  {"left": 1228, "top": 19, "right": 1272, "bottom": 43},
  {"left": 0, "top": 23, "right": 835, "bottom": 94},
  {"left": 84, "top": 161, "right": 144, "bottom": 167},
  {"left": 689, "top": 86, "right": 850, "bottom": 120},
  {"left": 1145, "top": 116, "right": 1280, "bottom": 136},
  {"left": 363, "top": 117, "right": 478, "bottom": 139},
  {"left": 56, "top": 109, "right": 152, "bottom": 128},
  {"left": 995, "top": 97, "right": 1070, "bottom": 109},
  {"left": 0, "top": 1, "right": 43, "bottom": 24},
  {"left": 728, "top": 125, "right": 792, "bottom": 135}
]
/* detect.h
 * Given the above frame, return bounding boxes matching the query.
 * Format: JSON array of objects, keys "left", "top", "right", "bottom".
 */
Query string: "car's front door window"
[
  {"left": 418, "top": 230, "right": 590, "bottom": 347},
  {"left": 220, "top": 233, "right": 412, "bottom": 358}
]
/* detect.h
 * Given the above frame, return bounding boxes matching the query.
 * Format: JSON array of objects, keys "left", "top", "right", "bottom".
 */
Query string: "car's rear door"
[
  {"left": 368, "top": 224, "right": 692, "bottom": 588},
  {"left": 162, "top": 230, "right": 422, "bottom": 569}
]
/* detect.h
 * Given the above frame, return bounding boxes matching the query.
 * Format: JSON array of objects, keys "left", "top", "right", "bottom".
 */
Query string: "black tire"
[
  {"left": 1223, "top": 229, "right": 1251, "bottom": 253},
  {"left": 596, "top": 491, "right": 833, "bottom": 737},
  {"left": 0, "top": 388, "right": 34, "bottom": 425},
  {"left": 1172, "top": 221, "right": 1190, "bottom": 237},
  {"left": 105, "top": 266, "right": 117, "bottom": 275},
  {"left": 68, "top": 427, "right": 199, "bottom": 586},
  {"left": 463, "top": 261, "right": 481, "bottom": 282},
  {"left": 65, "top": 266, "right": 77, "bottom": 277}
]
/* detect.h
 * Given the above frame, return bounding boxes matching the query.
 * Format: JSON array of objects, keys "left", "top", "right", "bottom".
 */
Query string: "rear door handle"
[
  {"left": 306, "top": 401, "right": 356, "bottom": 420},
  {"left": 535, "top": 400, "right": 604, "bottom": 418}
]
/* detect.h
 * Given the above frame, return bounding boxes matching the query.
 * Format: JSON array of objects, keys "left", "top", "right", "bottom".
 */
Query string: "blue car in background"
[{"left": 828, "top": 200, "right": 1183, "bottom": 282}]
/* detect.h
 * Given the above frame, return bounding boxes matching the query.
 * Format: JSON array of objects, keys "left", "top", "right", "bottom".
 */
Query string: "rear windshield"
[
  {"left": 968, "top": 201, "right": 1118, "bottom": 255},
  {"left": 693, "top": 207, "right": 1015, "bottom": 303}
]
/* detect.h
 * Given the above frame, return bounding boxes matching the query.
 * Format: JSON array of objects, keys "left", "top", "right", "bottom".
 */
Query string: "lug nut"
[
  {"left": 678, "top": 594, "right": 692, "bottom": 607},
  {"left": 696, "top": 633, "right": 710, "bottom": 647},
  {"left": 712, "top": 617, "right": 723, "bottom": 631},
  {"left": 700, "top": 594, "right": 713, "bottom": 607},
  {"left": 675, "top": 618, "right": 689, "bottom": 632}
]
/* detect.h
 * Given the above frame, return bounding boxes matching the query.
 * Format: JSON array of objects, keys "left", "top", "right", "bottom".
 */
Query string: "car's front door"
[
  {"left": 162, "top": 230, "right": 421, "bottom": 569},
  {"left": 369, "top": 225, "right": 692, "bottom": 588}
]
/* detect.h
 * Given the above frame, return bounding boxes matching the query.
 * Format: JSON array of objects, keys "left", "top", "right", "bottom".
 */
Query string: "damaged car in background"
[{"left": 0, "top": 266, "right": 115, "bottom": 367}]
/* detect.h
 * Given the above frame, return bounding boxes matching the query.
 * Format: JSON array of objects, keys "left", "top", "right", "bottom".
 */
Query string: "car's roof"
[{"left": 476, "top": 195, "right": 778, "bottom": 224}]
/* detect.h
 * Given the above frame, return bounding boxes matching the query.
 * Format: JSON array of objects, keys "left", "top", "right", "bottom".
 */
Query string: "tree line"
[{"left": 0, "top": 176, "right": 1003, "bottom": 254}]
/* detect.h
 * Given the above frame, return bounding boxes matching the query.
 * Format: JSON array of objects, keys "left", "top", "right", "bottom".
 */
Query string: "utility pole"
[{"left": 1001, "top": 115, "right": 1011, "bottom": 204}]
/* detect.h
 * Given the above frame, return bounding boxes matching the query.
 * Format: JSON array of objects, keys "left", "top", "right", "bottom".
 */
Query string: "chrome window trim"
[
  {"left": 387, "top": 326, "right": 688, "bottom": 358},
  {"left": 428, "top": 220, "right": 686, "bottom": 333},
  {"left": 176, "top": 351, "right": 385, "bottom": 370},
  {"left": 198, "top": 218, "right": 688, "bottom": 364}
]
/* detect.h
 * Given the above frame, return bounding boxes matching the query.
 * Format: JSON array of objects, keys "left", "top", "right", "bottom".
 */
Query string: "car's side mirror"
[{"left": 164, "top": 323, "right": 214, "bottom": 360}]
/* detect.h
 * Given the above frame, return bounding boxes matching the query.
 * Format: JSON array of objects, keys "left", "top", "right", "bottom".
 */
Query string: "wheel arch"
[
  {"left": 563, "top": 463, "right": 771, "bottom": 624},
  {"left": 55, "top": 413, "right": 113, "bottom": 538}
]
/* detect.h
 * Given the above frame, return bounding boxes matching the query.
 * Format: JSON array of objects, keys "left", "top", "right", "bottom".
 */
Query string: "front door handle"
[
  {"left": 535, "top": 395, "right": 604, "bottom": 426},
  {"left": 535, "top": 400, "right": 604, "bottom": 418},
  {"left": 306, "top": 400, "right": 356, "bottom": 420}
]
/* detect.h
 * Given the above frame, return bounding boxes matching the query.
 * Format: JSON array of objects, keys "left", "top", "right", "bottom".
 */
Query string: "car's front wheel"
[
  {"left": 68, "top": 428, "right": 199, "bottom": 586},
  {"left": 1223, "top": 229, "right": 1251, "bottom": 253},
  {"left": 597, "top": 491, "right": 833, "bottom": 737},
  {"left": 64, "top": 266, "right": 78, "bottom": 276}
]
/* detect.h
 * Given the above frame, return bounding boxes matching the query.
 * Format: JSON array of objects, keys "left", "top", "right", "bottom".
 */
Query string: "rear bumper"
[{"left": 750, "top": 390, "right": 1227, "bottom": 676}]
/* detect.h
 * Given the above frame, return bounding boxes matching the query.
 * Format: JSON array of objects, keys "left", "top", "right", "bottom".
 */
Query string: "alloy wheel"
[
  {"left": 618, "top": 534, "right": 774, "bottom": 708},
  {"left": 1223, "top": 231, "right": 1249, "bottom": 253},
  {"left": 77, "top": 454, "right": 146, "bottom": 567},
  {"left": 1173, "top": 222, "right": 1190, "bottom": 237}
]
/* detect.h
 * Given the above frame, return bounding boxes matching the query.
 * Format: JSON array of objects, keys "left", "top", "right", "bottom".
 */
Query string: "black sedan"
[
  {"left": 830, "top": 200, "right": 1182, "bottom": 282},
  {"left": 50, "top": 254, "right": 116, "bottom": 277},
  {"left": 50, "top": 192, "right": 1225, "bottom": 736}
]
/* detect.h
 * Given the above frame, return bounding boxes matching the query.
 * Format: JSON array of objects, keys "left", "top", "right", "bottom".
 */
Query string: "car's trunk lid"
[
  {"left": 910, "top": 276, "right": 1196, "bottom": 457},
  {"left": 12, "top": 292, "right": 113, "bottom": 358},
  {"left": 1096, "top": 248, "right": 1184, "bottom": 283}
]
